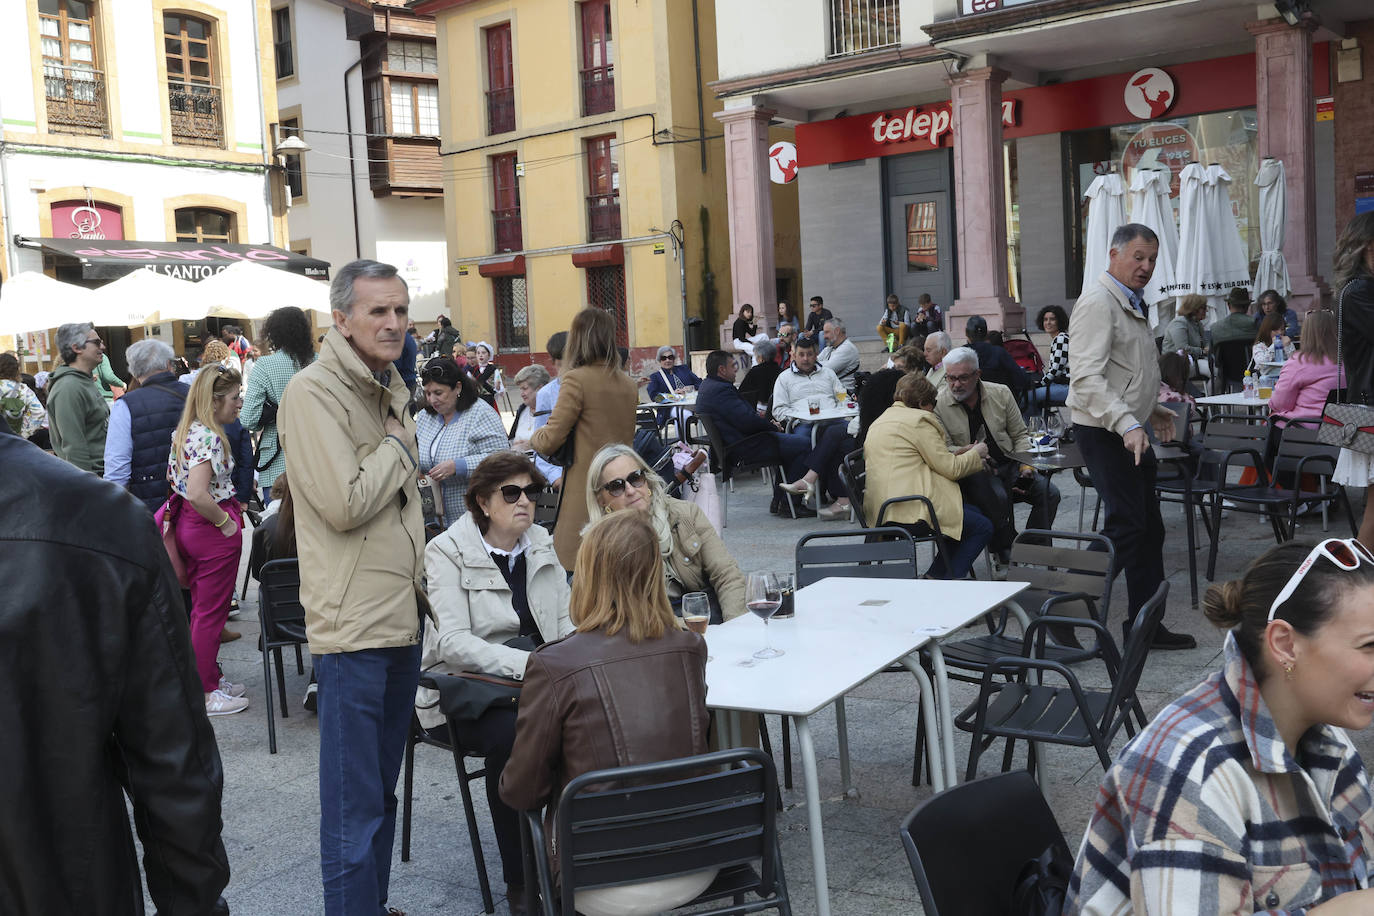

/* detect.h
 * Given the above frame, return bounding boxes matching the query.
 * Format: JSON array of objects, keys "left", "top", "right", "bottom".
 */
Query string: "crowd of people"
[{"left": 7, "top": 208, "right": 1374, "bottom": 916}]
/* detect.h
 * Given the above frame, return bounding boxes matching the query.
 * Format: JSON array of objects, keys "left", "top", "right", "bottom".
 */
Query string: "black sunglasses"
[
  {"left": 498, "top": 483, "right": 543, "bottom": 504},
  {"left": 600, "top": 468, "right": 648, "bottom": 496},
  {"left": 659, "top": 354, "right": 676, "bottom": 361},
  {"left": 420, "top": 364, "right": 454, "bottom": 384}
]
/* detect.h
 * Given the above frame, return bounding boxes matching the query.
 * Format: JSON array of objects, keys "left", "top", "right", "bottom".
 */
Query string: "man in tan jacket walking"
[
  {"left": 1068, "top": 224, "right": 1192, "bottom": 650},
  {"left": 280, "top": 259, "right": 426, "bottom": 914}
]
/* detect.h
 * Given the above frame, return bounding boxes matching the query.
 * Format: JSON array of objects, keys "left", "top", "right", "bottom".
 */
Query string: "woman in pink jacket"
[{"left": 1268, "top": 309, "right": 1344, "bottom": 421}]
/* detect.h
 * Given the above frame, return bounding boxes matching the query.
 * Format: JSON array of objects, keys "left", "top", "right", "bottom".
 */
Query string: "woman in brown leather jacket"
[{"left": 499, "top": 510, "right": 714, "bottom": 916}]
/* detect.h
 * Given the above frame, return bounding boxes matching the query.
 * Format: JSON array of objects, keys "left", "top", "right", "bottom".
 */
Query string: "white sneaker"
[
  {"left": 205, "top": 689, "right": 249, "bottom": 717},
  {"left": 218, "top": 676, "right": 247, "bottom": 698}
]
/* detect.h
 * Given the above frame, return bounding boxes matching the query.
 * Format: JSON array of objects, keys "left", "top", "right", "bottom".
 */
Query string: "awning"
[
  {"left": 477, "top": 254, "right": 525, "bottom": 278},
  {"left": 570, "top": 244, "right": 624, "bottom": 268},
  {"left": 16, "top": 237, "right": 330, "bottom": 281}
]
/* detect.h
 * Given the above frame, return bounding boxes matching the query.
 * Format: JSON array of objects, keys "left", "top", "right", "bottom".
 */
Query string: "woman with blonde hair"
[
  {"left": 499, "top": 510, "right": 713, "bottom": 916},
  {"left": 525, "top": 308, "right": 637, "bottom": 569},
  {"left": 167, "top": 365, "right": 249, "bottom": 716}
]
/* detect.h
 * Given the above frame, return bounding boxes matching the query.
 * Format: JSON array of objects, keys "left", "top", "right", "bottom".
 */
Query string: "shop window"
[
  {"left": 282, "top": 117, "right": 304, "bottom": 198},
  {"left": 579, "top": 0, "right": 614, "bottom": 116},
  {"left": 387, "top": 40, "right": 437, "bottom": 74},
  {"left": 175, "top": 207, "right": 236, "bottom": 244},
  {"left": 586, "top": 265, "right": 627, "bottom": 348},
  {"left": 40, "top": 0, "right": 109, "bottom": 137},
  {"left": 272, "top": 6, "right": 293, "bottom": 79},
  {"left": 491, "top": 153, "right": 522, "bottom": 252},
  {"left": 585, "top": 134, "right": 620, "bottom": 242},
  {"left": 390, "top": 81, "right": 439, "bottom": 136},
  {"left": 164, "top": 13, "right": 224, "bottom": 148},
  {"left": 905, "top": 201, "right": 939, "bottom": 271},
  {"left": 493, "top": 276, "right": 529, "bottom": 351},
  {"left": 485, "top": 23, "right": 514, "bottom": 135}
]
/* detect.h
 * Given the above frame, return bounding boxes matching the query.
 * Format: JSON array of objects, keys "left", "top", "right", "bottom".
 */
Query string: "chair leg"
[
  {"left": 295, "top": 644, "right": 304, "bottom": 675},
  {"left": 721, "top": 474, "right": 729, "bottom": 528},
  {"left": 1206, "top": 495, "right": 1224, "bottom": 581},
  {"left": 274, "top": 649, "right": 289, "bottom": 718},
  {"left": 1183, "top": 491, "right": 1199, "bottom": 607},
  {"left": 263, "top": 639, "right": 278, "bottom": 755},
  {"left": 454, "top": 757, "right": 496, "bottom": 915},
  {"left": 1001, "top": 737, "right": 1017, "bottom": 773},
  {"left": 757, "top": 717, "right": 785, "bottom": 810},
  {"left": 401, "top": 727, "right": 416, "bottom": 862}
]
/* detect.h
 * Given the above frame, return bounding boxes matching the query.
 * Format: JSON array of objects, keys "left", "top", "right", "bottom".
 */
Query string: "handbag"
[
  {"left": 1010, "top": 843, "right": 1072, "bottom": 916},
  {"left": 424, "top": 670, "right": 523, "bottom": 723},
  {"left": 1317, "top": 280, "right": 1374, "bottom": 455},
  {"left": 154, "top": 495, "right": 190, "bottom": 588}
]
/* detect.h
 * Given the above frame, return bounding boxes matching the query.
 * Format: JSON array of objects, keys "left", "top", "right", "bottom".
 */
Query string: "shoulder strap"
[{"left": 1336, "top": 280, "right": 1352, "bottom": 404}]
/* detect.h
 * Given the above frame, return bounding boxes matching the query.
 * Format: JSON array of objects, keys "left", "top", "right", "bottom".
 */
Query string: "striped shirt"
[{"left": 1068, "top": 633, "right": 1374, "bottom": 915}]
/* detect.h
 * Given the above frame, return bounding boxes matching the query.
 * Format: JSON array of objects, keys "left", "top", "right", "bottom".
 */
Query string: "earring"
[{"left": 1284, "top": 662, "right": 1295, "bottom": 679}]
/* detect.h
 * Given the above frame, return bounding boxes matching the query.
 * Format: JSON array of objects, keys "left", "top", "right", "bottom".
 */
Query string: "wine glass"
[
  {"left": 1045, "top": 413, "right": 1064, "bottom": 456},
  {"left": 745, "top": 572, "right": 784, "bottom": 660},
  {"left": 681, "top": 591, "right": 712, "bottom": 661},
  {"left": 1026, "top": 415, "right": 1046, "bottom": 452}
]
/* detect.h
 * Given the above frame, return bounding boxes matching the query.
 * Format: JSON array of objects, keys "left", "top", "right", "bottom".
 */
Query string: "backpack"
[{"left": 1004, "top": 336, "right": 1045, "bottom": 377}]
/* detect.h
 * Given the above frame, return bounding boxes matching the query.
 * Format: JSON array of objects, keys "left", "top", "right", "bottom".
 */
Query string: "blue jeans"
[
  {"left": 1027, "top": 383, "right": 1069, "bottom": 409},
  {"left": 316, "top": 643, "right": 422, "bottom": 916},
  {"left": 903, "top": 505, "right": 994, "bottom": 579}
]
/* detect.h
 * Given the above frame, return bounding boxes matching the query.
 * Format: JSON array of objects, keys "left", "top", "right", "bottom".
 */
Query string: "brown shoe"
[{"left": 219, "top": 628, "right": 242, "bottom": 643}]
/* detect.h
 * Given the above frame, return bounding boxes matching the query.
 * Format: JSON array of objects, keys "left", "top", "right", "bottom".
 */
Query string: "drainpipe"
[
  {"left": 0, "top": 89, "right": 15, "bottom": 278},
  {"left": 690, "top": 0, "right": 707, "bottom": 174},
  {"left": 249, "top": 0, "right": 275, "bottom": 245},
  {"left": 344, "top": 54, "right": 364, "bottom": 259}
]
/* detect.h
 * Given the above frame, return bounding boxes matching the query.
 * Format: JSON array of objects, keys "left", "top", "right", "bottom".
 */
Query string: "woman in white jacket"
[{"left": 415, "top": 450, "right": 572, "bottom": 907}]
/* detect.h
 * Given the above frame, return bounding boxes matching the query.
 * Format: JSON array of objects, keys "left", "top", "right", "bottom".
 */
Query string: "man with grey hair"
[
  {"left": 1070, "top": 222, "right": 1191, "bottom": 650},
  {"left": 818, "top": 317, "right": 860, "bottom": 391},
  {"left": 279, "top": 258, "right": 426, "bottom": 914},
  {"left": 739, "top": 338, "right": 782, "bottom": 415},
  {"left": 103, "top": 338, "right": 188, "bottom": 511},
  {"left": 924, "top": 330, "right": 952, "bottom": 388},
  {"left": 46, "top": 321, "right": 109, "bottom": 473}
]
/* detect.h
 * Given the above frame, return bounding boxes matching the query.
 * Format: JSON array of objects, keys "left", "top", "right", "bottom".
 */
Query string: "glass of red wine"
[{"left": 746, "top": 572, "right": 784, "bottom": 659}]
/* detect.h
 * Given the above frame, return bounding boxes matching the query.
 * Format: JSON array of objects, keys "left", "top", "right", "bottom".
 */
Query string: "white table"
[
  {"left": 780, "top": 404, "right": 857, "bottom": 426},
  {"left": 704, "top": 576, "right": 1026, "bottom": 916},
  {"left": 1196, "top": 392, "right": 1270, "bottom": 409}
]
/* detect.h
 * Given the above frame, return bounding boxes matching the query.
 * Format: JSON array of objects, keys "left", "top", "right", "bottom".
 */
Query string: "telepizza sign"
[{"left": 797, "top": 99, "right": 1018, "bottom": 166}]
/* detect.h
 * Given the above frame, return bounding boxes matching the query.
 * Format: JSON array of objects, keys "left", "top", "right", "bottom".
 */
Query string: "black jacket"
[
  {"left": 1338, "top": 274, "right": 1374, "bottom": 403},
  {"left": 970, "top": 340, "right": 1035, "bottom": 393},
  {"left": 695, "top": 375, "right": 773, "bottom": 448},
  {"left": 0, "top": 436, "right": 230, "bottom": 914},
  {"left": 122, "top": 372, "right": 189, "bottom": 511}
]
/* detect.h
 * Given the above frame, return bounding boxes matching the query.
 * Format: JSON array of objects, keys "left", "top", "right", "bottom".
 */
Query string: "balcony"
[
  {"left": 829, "top": 0, "right": 900, "bottom": 58},
  {"left": 487, "top": 86, "right": 514, "bottom": 135},
  {"left": 580, "top": 65, "right": 615, "bottom": 116},
  {"left": 43, "top": 65, "right": 110, "bottom": 138},
  {"left": 493, "top": 207, "right": 523, "bottom": 252},
  {"left": 168, "top": 82, "right": 225, "bottom": 148},
  {"left": 586, "top": 193, "right": 621, "bottom": 242}
]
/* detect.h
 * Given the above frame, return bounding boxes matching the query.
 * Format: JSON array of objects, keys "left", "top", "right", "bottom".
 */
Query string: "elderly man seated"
[
  {"left": 924, "top": 331, "right": 952, "bottom": 389},
  {"left": 935, "top": 346, "right": 1060, "bottom": 575},
  {"left": 818, "top": 318, "right": 860, "bottom": 392},
  {"left": 770, "top": 335, "right": 845, "bottom": 426}
]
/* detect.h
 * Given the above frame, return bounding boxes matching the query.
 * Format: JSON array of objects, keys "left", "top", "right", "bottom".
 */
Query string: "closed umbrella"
[
  {"left": 1253, "top": 157, "right": 1290, "bottom": 298},
  {"left": 1176, "top": 162, "right": 1250, "bottom": 325},
  {"left": 88, "top": 267, "right": 198, "bottom": 327},
  {"left": 0, "top": 272, "right": 95, "bottom": 335},
  {"left": 1082, "top": 173, "right": 1126, "bottom": 294},
  {"left": 1127, "top": 168, "right": 1180, "bottom": 330}
]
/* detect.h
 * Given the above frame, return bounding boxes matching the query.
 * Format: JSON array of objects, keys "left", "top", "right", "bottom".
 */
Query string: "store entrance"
[{"left": 886, "top": 190, "right": 953, "bottom": 318}]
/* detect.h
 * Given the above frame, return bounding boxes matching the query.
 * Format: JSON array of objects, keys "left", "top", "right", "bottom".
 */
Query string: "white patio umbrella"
[
  {"left": 1127, "top": 168, "right": 1180, "bottom": 330},
  {"left": 88, "top": 267, "right": 198, "bottom": 327},
  {"left": 193, "top": 261, "right": 331, "bottom": 321},
  {"left": 1081, "top": 172, "right": 1126, "bottom": 294},
  {"left": 0, "top": 271, "right": 96, "bottom": 335},
  {"left": 1175, "top": 162, "right": 1250, "bottom": 325},
  {"left": 1253, "top": 157, "right": 1290, "bottom": 298}
]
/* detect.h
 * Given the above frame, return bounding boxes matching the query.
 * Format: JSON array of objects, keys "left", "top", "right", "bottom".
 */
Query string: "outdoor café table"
[
  {"left": 1196, "top": 391, "right": 1270, "bottom": 417},
  {"left": 780, "top": 403, "right": 859, "bottom": 439},
  {"left": 646, "top": 391, "right": 698, "bottom": 440},
  {"left": 704, "top": 575, "right": 1027, "bottom": 916}
]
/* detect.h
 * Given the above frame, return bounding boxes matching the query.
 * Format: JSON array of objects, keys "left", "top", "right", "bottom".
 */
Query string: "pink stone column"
[
  {"left": 714, "top": 105, "right": 776, "bottom": 343},
  {"left": 947, "top": 67, "right": 1023, "bottom": 332},
  {"left": 1247, "top": 16, "right": 1330, "bottom": 309}
]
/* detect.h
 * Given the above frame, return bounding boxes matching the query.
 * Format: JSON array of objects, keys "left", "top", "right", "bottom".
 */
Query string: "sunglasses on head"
[
  {"left": 497, "top": 483, "right": 543, "bottom": 504},
  {"left": 1268, "top": 538, "right": 1374, "bottom": 622},
  {"left": 421, "top": 364, "right": 453, "bottom": 383},
  {"left": 599, "top": 468, "right": 648, "bottom": 496}
]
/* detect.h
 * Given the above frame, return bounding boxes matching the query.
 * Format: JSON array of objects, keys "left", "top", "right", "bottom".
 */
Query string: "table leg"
[
  {"left": 833, "top": 697, "right": 854, "bottom": 797},
  {"left": 927, "top": 643, "right": 959, "bottom": 787},
  {"left": 793, "top": 715, "right": 831, "bottom": 916},
  {"left": 896, "top": 654, "right": 945, "bottom": 793}
]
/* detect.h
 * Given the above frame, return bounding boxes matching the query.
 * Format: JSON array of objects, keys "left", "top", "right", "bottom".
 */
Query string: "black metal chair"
[
  {"left": 840, "top": 448, "right": 952, "bottom": 574},
  {"left": 901, "top": 770, "right": 1071, "bottom": 916},
  {"left": 692, "top": 412, "right": 788, "bottom": 527},
  {"left": 531, "top": 485, "right": 562, "bottom": 533},
  {"left": 1213, "top": 338, "right": 1252, "bottom": 393},
  {"left": 519, "top": 748, "right": 791, "bottom": 916},
  {"left": 400, "top": 672, "right": 500, "bottom": 914},
  {"left": 956, "top": 580, "right": 1168, "bottom": 780},
  {"left": 1153, "top": 401, "right": 1211, "bottom": 607},
  {"left": 257, "top": 559, "right": 309, "bottom": 755},
  {"left": 795, "top": 525, "right": 919, "bottom": 586}
]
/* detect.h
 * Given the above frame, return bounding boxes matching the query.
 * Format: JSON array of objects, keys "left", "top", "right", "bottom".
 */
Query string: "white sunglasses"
[{"left": 1268, "top": 538, "right": 1374, "bottom": 623}]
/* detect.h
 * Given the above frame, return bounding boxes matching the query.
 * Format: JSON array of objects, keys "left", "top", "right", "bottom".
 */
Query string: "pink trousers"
[{"left": 175, "top": 498, "right": 244, "bottom": 693}]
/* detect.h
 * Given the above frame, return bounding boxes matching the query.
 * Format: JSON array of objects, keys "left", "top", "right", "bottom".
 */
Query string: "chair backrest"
[
  {"left": 1214, "top": 339, "right": 1252, "bottom": 388},
  {"left": 1196, "top": 413, "right": 1275, "bottom": 471},
  {"left": 1155, "top": 400, "right": 1198, "bottom": 446},
  {"left": 1006, "top": 530, "right": 1116, "bottom": 624},
  {"left": 900, "top": 770, "right": 1070, "bottom": 916},
  {"left": 795, "top": 526, "right": 917, "bottom": 587},
  {"left": 693, "top": 412, "right": 732, "bottom": 478},
  {"left": 553, "top": 748, "right": 780, "bottom": 911},
  {"left": 1271, "top": 416, "right": 1340, "bottom": 477},
  {"left": 532, "top": 486, "right": 562, "bottom": 531},
  {"left": 1103, "top": 580, "right": 1168, "bottom": 735},
  {"left": 258, "top": 558, "right": 306, "bottom": 647},
  {"left": 839, "top": 448, "right": 867, "bottom": 527}
]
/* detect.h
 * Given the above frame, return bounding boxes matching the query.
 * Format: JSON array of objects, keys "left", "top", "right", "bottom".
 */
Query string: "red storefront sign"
[
  {"left": 50, "top": 200, "right": 124, "bottom": 240},
  {"left": 796, "top": 46, "right": 1330, "bottom": 168},
  {"left": 1120, "top": 123, "right": 1199, "bottom": 198}
]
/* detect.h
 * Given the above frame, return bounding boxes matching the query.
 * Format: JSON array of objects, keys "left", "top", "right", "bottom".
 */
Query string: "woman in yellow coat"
[{"left": 863, "top": 373, "right": 994, "bottom": 578}]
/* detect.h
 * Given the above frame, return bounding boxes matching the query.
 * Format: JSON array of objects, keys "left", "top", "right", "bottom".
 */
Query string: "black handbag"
[
  {"left": 1318, "top": 280, "right": 1374, "bottom": 455},
  {"left": 1010, "top": 843, "right": 1072, "bottom": 916},
  {"left": 422, "top": 670, "right": 522, "bottom": 724}
]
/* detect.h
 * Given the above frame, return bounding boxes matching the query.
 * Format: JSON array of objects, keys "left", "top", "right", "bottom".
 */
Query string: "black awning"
[{"left": 19, "top": 237, "right": 330, "bottom": 281}]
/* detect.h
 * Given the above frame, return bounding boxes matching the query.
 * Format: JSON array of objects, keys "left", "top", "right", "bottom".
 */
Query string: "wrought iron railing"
[
  {"left": 487, "top": 86, "right": 515, "bottom": 135},
  {"left": 587, "top": 193, "right": 621, "bottom": 242},
  {"left": 493, "top": 207, "right": 523, "bottom": 252},
  {"left": 44, "top": 64, "right": 110, "bottom": 137},
  {"left": 829, "top": 0, "right": 900, "bottom": 58},
  {"left": 580, "top": 65, "right": 615, "bottom": 116},
  {"left": 168, "top": 81, "right": 225, "bottom": 147}
]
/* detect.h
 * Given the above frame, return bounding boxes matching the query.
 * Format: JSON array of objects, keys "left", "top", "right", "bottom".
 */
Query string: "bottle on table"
[{"left": 1242, "top": 370, "right": 1257, "bottom": 400}]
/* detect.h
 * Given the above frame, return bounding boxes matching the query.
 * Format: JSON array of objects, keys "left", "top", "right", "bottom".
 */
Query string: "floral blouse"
[{"left": 168, "top": 420, "right": 235, "bottom": 502}]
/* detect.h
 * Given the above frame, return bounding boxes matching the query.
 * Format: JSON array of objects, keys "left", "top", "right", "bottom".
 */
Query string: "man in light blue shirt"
[{"left": 530, "top": 330, "right": 566, "bottom": 485}]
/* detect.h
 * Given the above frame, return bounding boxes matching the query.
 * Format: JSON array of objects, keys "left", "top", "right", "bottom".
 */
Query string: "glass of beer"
[
  {"left": 774, "top": 572, "right": 796, "bottom": 619},
  {"left": 807, "top": 397, "right": 820, "bottom": 416},
  {"left": 682, "top": 591, "right": 711, "bottom": 661}
]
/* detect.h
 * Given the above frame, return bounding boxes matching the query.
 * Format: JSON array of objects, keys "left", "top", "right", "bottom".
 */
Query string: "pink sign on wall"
[{"left": 50, "top": 200, "right": 124, "bottom": 240}]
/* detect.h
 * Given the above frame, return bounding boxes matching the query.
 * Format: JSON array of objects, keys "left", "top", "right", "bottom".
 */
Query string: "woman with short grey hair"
[{"left": 509, "top": 363, "right": 551, "bottom": 442}]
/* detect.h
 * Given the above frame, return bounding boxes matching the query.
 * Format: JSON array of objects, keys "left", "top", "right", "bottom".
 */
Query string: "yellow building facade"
[{"left": 418, "top": 0, "right": 799, "bottom": 369}]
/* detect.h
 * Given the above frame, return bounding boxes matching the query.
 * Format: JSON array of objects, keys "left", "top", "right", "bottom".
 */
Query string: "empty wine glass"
[
  {"left": 1026, "top": 416, "right": 1046, "bottom": 451},
  {"left": 1045, "top": 413, "right": 1064, "bottom": 455},
  {"left": 745, "top": 572, "right": 784, "bottom": 660}
]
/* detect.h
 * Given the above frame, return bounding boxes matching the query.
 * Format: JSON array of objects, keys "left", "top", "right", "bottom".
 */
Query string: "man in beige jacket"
[
  {"left": 1068, "top": 224, "right": 1191, "bottom": 650},
  {"left": 279, "top": 259, "right": 426, "bottom": 914}
]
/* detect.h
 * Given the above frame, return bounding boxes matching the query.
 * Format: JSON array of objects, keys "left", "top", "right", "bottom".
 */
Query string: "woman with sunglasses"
[
  {"left": 415, "top": 357, "right": 508, "bottom": 525},
  {"left": 415, "top": 450, "right": 573, "bottom": 911},
  {"left": 1070, "top": 538, "right": 1374, "bottom": 915},
  {"left": 585, "top": 443, "right": 745, "bottom": 622}
]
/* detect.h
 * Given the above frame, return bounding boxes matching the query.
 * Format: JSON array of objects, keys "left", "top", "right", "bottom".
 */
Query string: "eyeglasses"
[
  {"left": 599, "top": 468, "right": 648, "bottom": 496},
  {"left": 1268, "top": 538, "right": 1374, "bottom": 622},
  {"left": 420, "top": 364, "right": 451, "bottom": 383},
  {"left": 498, "top": 483, "right": 543, "bottom": 504},
  {"left": 945, "top": 371, "right": 978, "bottom": 385},
  {"left": 83, "top": 336, "right": 102, "bottom": 348}
]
